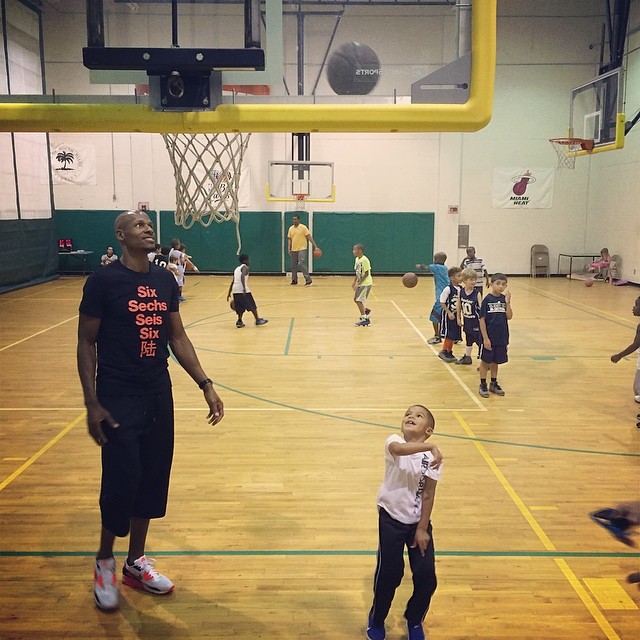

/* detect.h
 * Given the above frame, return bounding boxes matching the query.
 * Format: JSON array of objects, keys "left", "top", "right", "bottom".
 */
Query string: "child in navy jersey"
[{"left": 478, "top": 273, "right": 513, "bottom": 397}]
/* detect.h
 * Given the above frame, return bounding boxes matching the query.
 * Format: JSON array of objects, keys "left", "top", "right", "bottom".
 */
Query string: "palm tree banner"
[{"left": 51, "top": 143, "right": 97, "bottom": 186}]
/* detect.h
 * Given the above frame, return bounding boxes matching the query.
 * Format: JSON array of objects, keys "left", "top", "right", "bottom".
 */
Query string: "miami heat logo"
[{"left": 511, "top": 170, "right": 535, "bottom": 196}]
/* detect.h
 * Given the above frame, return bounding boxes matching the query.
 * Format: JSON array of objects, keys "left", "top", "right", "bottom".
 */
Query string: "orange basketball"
[
  {"left": 313, "top": 247, "right": 323, "bottom": 258},
  {"left": 402, "top": 272, "right": 418, "bottom": 288},
  {"left": 584, "top": 277, "right": 594, "bottom": 287}
]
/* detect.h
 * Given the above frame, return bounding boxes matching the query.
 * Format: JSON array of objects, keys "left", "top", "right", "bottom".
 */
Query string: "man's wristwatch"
[{"left": 198, "top": 378, "right": 213, "bottom": 390}]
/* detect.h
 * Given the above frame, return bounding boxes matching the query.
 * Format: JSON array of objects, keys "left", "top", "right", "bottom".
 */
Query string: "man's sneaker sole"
[{"left": 122, "top": 573, "right": 174, "bottom": 594}]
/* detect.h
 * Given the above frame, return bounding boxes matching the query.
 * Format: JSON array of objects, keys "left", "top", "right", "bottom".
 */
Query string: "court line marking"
[
  {"left": 0, "top": 412, "right": 85, "bottom": 492},
  {"left": 0, "top": 549, "right": 637, "bottom": 558},
  {"left": 454, "top": 411, "right": 623, "bottom": 640},
  {"left": 523, "top": 285, "right": 635, "bottom": 327},
  {"left": 391, "top": 300, "right": 486, "bottom": 411},
  {"left": 1, "top": 404, "right": 636, "bottom": 458},
  {"left": 284, "top": 317, "right": 294, "bottom": 355},
  {"left": 0, "top": 315, "right": 78, "bottom": 352}
]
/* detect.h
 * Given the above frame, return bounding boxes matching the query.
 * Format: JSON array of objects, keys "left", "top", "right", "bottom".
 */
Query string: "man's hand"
[
  {"left": 86, "top": 403, "right": 119, "bottom": 446},
  {"left": 204, "top": 386, "right": 224, "bottom": 425}
]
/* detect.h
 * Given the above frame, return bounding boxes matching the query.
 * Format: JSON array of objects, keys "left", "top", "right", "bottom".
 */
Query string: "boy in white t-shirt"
[{"left": 366, "top": 405, "right": 443, "bottom": 640}]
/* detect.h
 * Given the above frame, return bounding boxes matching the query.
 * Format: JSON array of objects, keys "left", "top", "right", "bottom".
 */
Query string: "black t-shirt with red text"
[{"left": 79, "top": 260, "right": 180, "bottom": 395}]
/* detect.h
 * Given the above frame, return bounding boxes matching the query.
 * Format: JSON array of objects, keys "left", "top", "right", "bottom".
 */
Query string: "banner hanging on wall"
[
  {"left": 492, "top": 167, "right": 554, "bottom": 209},
  {"left": 51, "top": 143, "right": 97, "bottom": 186}
]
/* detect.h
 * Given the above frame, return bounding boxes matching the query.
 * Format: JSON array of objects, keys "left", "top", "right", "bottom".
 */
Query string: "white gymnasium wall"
[{"left": 42, "top": 1, "right": 639, "bottom": 282}]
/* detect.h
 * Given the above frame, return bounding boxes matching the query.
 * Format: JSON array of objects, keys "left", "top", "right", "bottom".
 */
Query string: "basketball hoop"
[
  {"left": 162, "top": 133, "right": 251, "bottom": 252},
  {"left": 294, "top": 193, "right": 307, "bottom": 212},
  {"left": 548, "top": 137, "right": 594, "bottom": 170}
]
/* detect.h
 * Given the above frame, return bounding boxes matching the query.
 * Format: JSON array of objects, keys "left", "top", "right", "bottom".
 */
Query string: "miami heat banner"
[
  {"left": 492, "top": 167, "right": 554, "bottom": 209},
  {"left": 51, "top": 143, "right": 97, "bottom": 186}
]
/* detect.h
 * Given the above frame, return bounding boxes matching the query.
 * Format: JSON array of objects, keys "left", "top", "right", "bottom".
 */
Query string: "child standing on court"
[
  {"left": 417, "top": 252, "right": 448, "bottom": 344},
  {"left": 610, "top": 295, "right": 640, "bottom": 407},
  {"left": 366, "top": 405, "right": 443, "bottom": 640},
  {"left": 460, "top": 246, "right": 489, "bottom": 295},
  {"left": 438, "top": 266, "right": 463, "bottom": 363},
  {"left": 456, "top": 267, "right": 482, "bottom": 365},
  {"left": 226, "top": 254, "right": 269, "bottom": 328},
  {"left": 478, "top": 273, "right": 513, "bottom": 397},
  {"left": 353, "top": 243, "right": 373, "bottom": 326}
]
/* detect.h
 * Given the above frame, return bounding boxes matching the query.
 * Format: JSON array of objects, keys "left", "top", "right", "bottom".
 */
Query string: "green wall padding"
[
  {"left": 52, "top": 210, "right": 434, "bottom": 275},
  {"left": 159, "top": 211, "right": 282, "bottom": 272},
  {"left": 0, "top": 219, "right": 58, "bottom": 288},
  {"left": 312, "top": 212, "right": 434, "bottom": 274}
]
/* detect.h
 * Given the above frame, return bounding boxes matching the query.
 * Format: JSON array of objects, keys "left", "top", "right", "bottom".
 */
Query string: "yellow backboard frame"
[{"left": 0, "top": 0, "right": 496, "bottom": 134}]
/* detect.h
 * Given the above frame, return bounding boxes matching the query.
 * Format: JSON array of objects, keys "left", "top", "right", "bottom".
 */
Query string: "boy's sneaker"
[
  {"left": 427, "top": 336, "right": 441, "bottom": 344},
  {"left": 407, "top": 622, "right": 425, "bottom": 640},
  {"left": 438, "top": 350, "right": 456, "bottom": 363},
  {"left": 256, "top": 318, "right": 269, "bottom": 326},
  {"left": 122, "top": 555, "right": 174, "bottom": 595},
  {"left": 305, "top": 280, "right": 313, "bottom": 286},
  {"left": 355, "top": 318, "right": 371, "bottom": 327},
  {"left": 479, "top": 384, "right": 489, "bottom": 398},
  {"left": 489, "top": 381, "right": 505, "bottom": 396},
  {"left": 236, "top": 320, "right": 245, "bottom": 328},
  {"left": 456, "top": 355, "right": 473, "bottom": 365},
  {"left": 366, "top": 615, "right": 386, "bottom": 640},
  {"left": 94, "top": 557, "right": 119, "bottom": 611}
]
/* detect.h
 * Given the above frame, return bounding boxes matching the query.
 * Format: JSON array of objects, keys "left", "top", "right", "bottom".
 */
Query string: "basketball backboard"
[
  {"left": 266, "top": 161, "right": 335, "bottom": 202},
  {"left": 569, "top": 67, "right": 625, "bottom": 155},
  {"left": 0, "top": 0, "right": 497, "bottom": 134}
]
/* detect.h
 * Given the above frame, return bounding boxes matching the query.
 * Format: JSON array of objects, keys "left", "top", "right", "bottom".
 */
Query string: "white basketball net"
[
  {"left": 162, "top": 132, "right": 251, "bottom": 252},
  {"left": 549, "top": 138, "right": 589, "bottom": 171}
]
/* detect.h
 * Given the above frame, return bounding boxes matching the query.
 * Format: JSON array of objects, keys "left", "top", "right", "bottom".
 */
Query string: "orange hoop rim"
[{"left": 549, "top": 137, "right": 594, "bottom": 152}]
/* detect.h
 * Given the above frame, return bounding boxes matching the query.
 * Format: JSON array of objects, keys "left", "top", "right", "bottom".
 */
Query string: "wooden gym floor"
[{"left": 0, "top": 274, "right": 638, "bottom": 640}]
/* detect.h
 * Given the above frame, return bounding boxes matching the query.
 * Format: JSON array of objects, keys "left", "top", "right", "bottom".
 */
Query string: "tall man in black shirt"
[{"left": 77, "top": 210, "right": 224, "bottom": 611}]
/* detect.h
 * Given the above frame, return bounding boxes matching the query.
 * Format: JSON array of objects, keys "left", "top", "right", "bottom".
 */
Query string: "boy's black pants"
[{"left": 369, "top": 507, "right": 437, "bottom": 627}]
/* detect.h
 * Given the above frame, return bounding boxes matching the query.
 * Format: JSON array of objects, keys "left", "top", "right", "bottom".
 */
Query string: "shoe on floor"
[
  {"left": 290, "top": 281, "right": 298, "bottom": 285},
  {"left": 438, "top": 350, "right": 456, "bottom": 363},
  {"left": 489, "top": 381, "right": 505, "bottom": 396},
  {"left": 456, "top": 355, "right": 473, "bottom": 365},
  {"left": 122, "top": 555, "right": 174, "bottom": 595},
  {"left": 256, "top": 318, "right": 269, "bottom": 326},
  {"left": 305, "top": 280, "right": 313, "bottom": 286},
  {"left": 427, "top": 336, "right": 441, "bottom": 344},
  {"left": 94, "top": 557, "right": 119, "bottom": 611},
  {"left": 178, "top": 296, "right": 186, "bottom": 302},
  {"left": 355, "top": 318, "right": 371, "bottom": 327},
  {"left": 407, "top": 622, "right": 425, "bottom": 640},
  {"left": 479, "top": 384, "right": 490, "bottom": 398},
  {"left": 366, "top": 614, "right": 386, "bottom": 640},
  {"left": 236, "top": 320, "right": 245, "bottom": 328}
]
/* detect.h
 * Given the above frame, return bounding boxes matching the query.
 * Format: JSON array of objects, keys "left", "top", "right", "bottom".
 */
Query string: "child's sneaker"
[
  {"left": 427, "top": 336, "right": 441, "bottom": 344},
  {"left": 407, "top": 622, "right": 425, "bottom": 640},
  {"left": 256, "top": 318, "right": 269, "bottom": 326},
  {"left": 94, "top": 557, "right": 119, "bottom": 611},
  {"left": 355, "top": 318, "right": 371, "bottom": 326},
  {"left": 479, "top": 384, "right": 489, "bottom": 398},
  {"left": 489, "top": 381, "right": 505, "bottom": 396},
  {"left": 122, "top": 555, "right": 174, "bottom": 594},
  {"left": 236, "top": 320, "right": 245, "bottom": 328},
  {"left": 456, "top": 355, "right": 473, "bottom": 365},
  {"left": 366, "top": 614, "right": 386, "bottom": 640},
  {"left": 438, "top": 350, "right": 456, "bottom": 363}
]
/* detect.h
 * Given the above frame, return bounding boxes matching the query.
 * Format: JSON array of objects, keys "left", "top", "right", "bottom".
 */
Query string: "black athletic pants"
[{"left": 368, "top": 507, "right": 437, "bottom": 627}]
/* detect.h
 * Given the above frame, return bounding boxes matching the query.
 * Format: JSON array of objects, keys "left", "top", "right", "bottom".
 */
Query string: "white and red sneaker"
[
  {"left": 122, "top": 555, "right": 174, "bottom": 594},
  {"left": 94, "top": 557, "right": 120, "bottom": 610}
]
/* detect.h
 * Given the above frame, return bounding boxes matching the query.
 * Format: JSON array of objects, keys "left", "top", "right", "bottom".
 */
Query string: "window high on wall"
[{"left": 1, "top": 0, "right": 52, "bottom": 221}]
